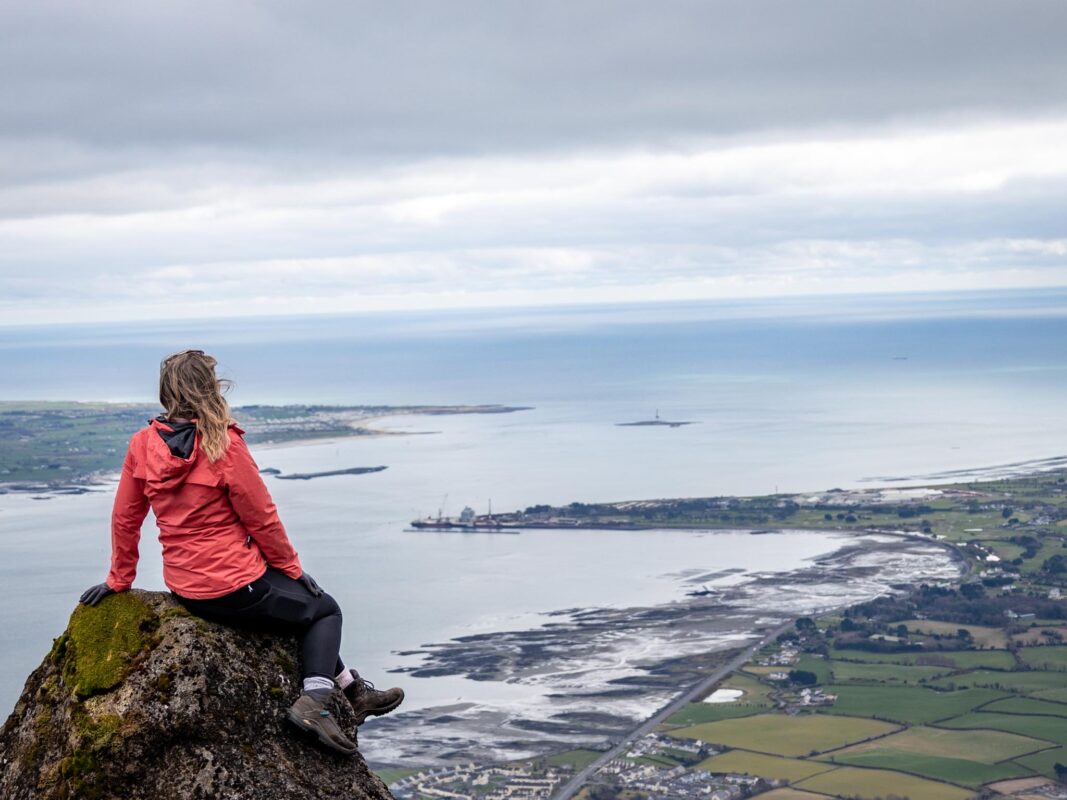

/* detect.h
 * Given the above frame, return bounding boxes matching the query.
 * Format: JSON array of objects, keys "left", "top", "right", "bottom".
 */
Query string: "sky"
[{"left": 2, "top": 1, "right": 1066, "bottom": 325}]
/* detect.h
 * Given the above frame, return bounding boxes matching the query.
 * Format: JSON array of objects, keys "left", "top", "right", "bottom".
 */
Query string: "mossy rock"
[
  {"left": 1, "top": 590, "right": 393, "bottom": 800},
  {"left": 57, "top": 592, "right": 159, "bottom": 698}
]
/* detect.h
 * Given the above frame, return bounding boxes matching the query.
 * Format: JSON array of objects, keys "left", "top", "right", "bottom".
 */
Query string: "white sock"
[
  {"left": 303, "top": 675, "right": 334, "bottom": 694},
  {"left": 335, "top": 663, "right": 355, "bottom": 689}
]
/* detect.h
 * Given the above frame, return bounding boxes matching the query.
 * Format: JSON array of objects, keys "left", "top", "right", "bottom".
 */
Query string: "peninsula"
[{"left": 0, "top": 401, "right": 530, "bottom": 488}]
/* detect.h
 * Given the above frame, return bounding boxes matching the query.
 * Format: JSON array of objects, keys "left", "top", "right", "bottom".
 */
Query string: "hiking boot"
[
  {"left": 342, "top": 669, "right": 405, "bottom": 724},
  {"left": 286, "top": 692, "right": 359, "bottom": 755}
]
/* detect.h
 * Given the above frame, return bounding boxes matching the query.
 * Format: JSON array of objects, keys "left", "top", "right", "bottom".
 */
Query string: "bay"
[{"left": 0, "top": 288, "right": 1064, "bottom": 759}]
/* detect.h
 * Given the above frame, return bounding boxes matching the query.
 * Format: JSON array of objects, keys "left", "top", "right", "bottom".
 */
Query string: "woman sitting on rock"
[{"left": 80, "top": 349, "right": 403, "bottom": 755}]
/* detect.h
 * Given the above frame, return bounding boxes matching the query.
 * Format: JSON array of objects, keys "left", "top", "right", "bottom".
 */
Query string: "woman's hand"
[
  {"left": 80, "top": 583, "right": 116, "bottom": 606},
  {"left": 297, "top": 572, "right": 323, "bottom": 597}
]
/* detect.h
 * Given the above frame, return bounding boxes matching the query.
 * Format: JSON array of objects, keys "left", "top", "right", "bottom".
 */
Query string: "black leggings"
[{"left": 175, "top": 567, "right": 344, "bottom": 680}]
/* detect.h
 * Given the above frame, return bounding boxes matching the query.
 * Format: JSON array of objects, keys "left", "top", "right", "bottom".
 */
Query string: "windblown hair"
[{"left": 159, "top": 350, "right": 234, "bottom": 462}]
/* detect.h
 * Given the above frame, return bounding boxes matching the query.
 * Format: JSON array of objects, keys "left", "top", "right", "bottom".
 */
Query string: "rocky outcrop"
[{"left": 0, "top": 591, "right": 393, "bottom": 800}]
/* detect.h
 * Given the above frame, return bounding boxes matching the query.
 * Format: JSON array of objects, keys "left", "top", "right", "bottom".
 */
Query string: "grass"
[
  {"left": 756, "top": 791, "right": 830, "bottom": 800},
  {"left": 1017, "top": 538, "right": 1067, "bottom": 575},
  {"left": 941, "top": 649, "right": 1017, "bottom": 669},
  {"left": 376, "top": 767, "right": 420, "bottom": 785},
  {"left": 900, "top": 620, "right": 1009, "bottom": 649},
  {"left": 818, "top": 685, "right": 1006, "bottom": 725},
  {"left": 1017, "top": 645, "right": 1067, "bottom": 671},
  {"left": 1032, "top": 687, "right": 1067, "bottom": 703},
  {"left": 744, "top": 657, "right": 829, "bottom": 681},
  {"left": 820, "top": 749, "right": 1029, "bottom": 788},
  {"left": 931, "top": 670, "right": 1067, "bottom": 693},
  {"left": 1011, "top": 626, "right": 1067, "bottom": 646},
  {"left": 793, "top": 654, "right": 832, "bottom": 684},
  {"left": 829, "top": 661, "right": 955, "bottom": 685},
  {"left": 668, "top": 713, "right": 899, "bottom": 757},
  {"left": 718, "top": 672, "right": 776, "bottom": 704},
  {"left": 827, "top": 724, "right": 1050, "bottom": 763},
  {"left": 543, "top": 750, "right": 602, "bottom": 770},
  {"left": 936, "top": 712, "right": 1067, "bottom": 746},
  {"left": 695, "top": 750, "right": 834, "bottom": 782},
  {"left": 828, "top": 646, "right": 1015, "bottom": 671},
  {"left": 795, "top": 766, "right": 975, "bottom": 800},
  {"left": 1015, "top": 745, "right": 1067, "bottom": 779},
  {"left": 981, "top": 696, "right": 1067, "bottom": 718},
  {"left": 0, "top": 401, "right": 155, "bottom": 481},
  {"left": 665, "top": 701, "right": 765, "bottom": 726},
  {"left": 982, "top": 541, "right": 1027, "bottom": 561}
]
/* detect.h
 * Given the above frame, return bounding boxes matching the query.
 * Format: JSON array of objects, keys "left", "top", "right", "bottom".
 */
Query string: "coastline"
[
  {"left": 361, "top": 529, "right": 962, "bottom": 767},
  {"left": 0, "top": 402, "right": 532, "bottom": 493}
]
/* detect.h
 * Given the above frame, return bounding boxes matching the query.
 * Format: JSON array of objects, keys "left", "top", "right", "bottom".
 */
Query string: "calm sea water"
[{"left": 1, "top": 289, "right": 1065, "bottom": 735}]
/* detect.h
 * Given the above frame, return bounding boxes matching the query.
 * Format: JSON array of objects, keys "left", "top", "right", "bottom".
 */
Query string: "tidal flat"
[{"left": 361, "top": 532, "right": 959, "bottom": 767}]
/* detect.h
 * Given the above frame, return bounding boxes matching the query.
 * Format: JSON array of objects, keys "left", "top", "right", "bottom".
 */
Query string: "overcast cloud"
[{"left": 2, "top": 1, "right": 1066, "bottom": 324}]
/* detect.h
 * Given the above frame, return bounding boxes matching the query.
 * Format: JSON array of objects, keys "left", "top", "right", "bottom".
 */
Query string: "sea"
[{"left": 1, "top": 288, "right": 1065, "bottom": 760}]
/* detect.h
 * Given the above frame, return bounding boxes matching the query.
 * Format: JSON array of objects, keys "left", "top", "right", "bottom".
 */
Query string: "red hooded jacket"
[{"left": 106, "top": 418, "right": 303, "bottom": 599}]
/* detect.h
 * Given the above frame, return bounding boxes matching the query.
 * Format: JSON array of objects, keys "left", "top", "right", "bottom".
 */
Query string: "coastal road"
[{"left": 550, "top": 619, "right": 795, "bottom": 800}]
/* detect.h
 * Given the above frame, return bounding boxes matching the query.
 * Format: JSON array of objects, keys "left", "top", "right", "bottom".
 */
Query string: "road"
[{"left": 550, "top": 619, "right": 795, "bottom": 800}]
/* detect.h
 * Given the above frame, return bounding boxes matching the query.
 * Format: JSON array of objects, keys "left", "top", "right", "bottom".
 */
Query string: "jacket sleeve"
[
  {"left": 106, "top": 443, "right": 149, "bottom": 591},
  {"left": 220, "top": 431, "right": 303, "bottom": 579}
]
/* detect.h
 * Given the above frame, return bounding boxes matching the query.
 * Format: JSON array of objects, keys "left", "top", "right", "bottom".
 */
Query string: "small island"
[{"left": 616, "top": 409, "right": 695, "bottom": 428}]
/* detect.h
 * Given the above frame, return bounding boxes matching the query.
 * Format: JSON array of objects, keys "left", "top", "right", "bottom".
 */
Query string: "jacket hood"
[{"left": 143, "top": 417, "right": 203, "bottom": 488}]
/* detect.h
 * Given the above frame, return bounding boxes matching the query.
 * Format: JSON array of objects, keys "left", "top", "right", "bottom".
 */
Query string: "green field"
[
  {"left": 715, "top": 672, "right": 775, "bottom": 704},
  {"left": 795, "top": 766, "right": 975, "bottom": 800},
  {"left": 931, "top": 669, "right": 1067, "bottom": 692},
  {"left": 827, "top": 723, "right": 1049, "bottom": 763},
  {"left": 1018, "top": 538, "right": 1067, "bottom": 574},
  {"left": 981, "top": 541, "right": 1027, "bottom": 561},
  {"left": 1015, "top": 745, "right": 1067, "bottom": 779},
  {"left": 695, "top": 750, "right": 834, "bottom": 782},
  {"left": 793, "top": 655, "right": 832, "bottom": 684},
  {"left": 1032, "top": 687, "right": 1067, "bottom": 703},
  {"left": 819, "top": 685, "right": 1006, "bottom": 725},
  {"left": 376, "top": 767, "right": 420, "bottom": 785},
  {"left": 902, "top": 620, "right": 1009, "bottom": 649},
  {"left": 937, "top": 711, "right": 1067, "bottom": 746},
  {"left": 821, "top": 749, "right": 1029, "bottom": 787},
  {"left": 745, "top": 654, "right": 832, "bottom": 683},
  {"left": 756, "top": 790, "right": 827, "bottom": 800},
  {"left": 828, "top": 646, "right": 1016, "bottom": 671},
  {"left": 544, "top": 749, "right": 602, "bottom": 770},
  {"left": 981, "top": 696, "right": 1067, "bottom": 718},
  {"left": 830, "top": 660, "right": 955, "bottom": 684},
  {"left": 669, "top": 713, "right": 898, "bottom": 757},
  {"left": 665, "top": 701, "right": 765, "bottom": 725},
  {"left": 1017, "top": 646, "right": 1067, "bottom": 671}
]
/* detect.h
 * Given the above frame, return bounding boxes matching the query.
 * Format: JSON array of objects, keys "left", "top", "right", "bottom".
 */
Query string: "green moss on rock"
[
  {"left": 74, "top": 712, "right": 122, "bottom": 749},
  {"left": 61, "top": 593, "right": 159, "bottom": 698},
  {"left": 57, "top": 748, "right": 105, "bottom": 800}
]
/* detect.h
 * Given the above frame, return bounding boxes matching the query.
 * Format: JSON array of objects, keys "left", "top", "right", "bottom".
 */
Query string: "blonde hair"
[{"left": 159, "top": 350, "right": 234, "bottom": 462}]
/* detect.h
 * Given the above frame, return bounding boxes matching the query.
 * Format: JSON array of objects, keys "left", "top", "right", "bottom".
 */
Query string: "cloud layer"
[{"left": 2, "top": 1, "right": 1066, "bottom": 323}]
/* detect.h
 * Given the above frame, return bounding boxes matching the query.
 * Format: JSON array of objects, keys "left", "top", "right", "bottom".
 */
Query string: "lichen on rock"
[{"left": 0, "top": 590, "right": 394, "bottom": 800}]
